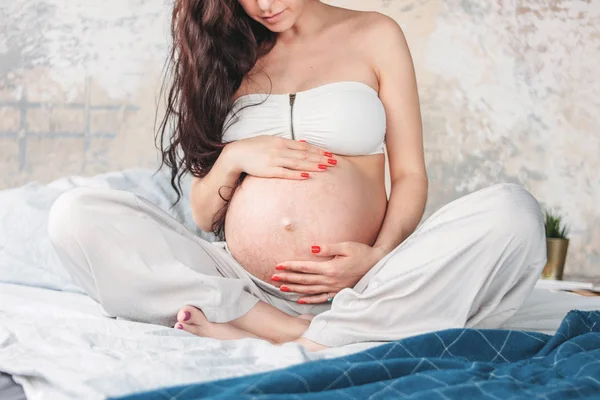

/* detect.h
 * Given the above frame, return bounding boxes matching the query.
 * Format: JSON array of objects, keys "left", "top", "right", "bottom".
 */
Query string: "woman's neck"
[{"left": 278, "top": 1, "right": 330, "bottom": 43}]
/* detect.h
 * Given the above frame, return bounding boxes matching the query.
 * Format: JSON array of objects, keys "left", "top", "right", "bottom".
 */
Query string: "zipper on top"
[{"left": 289, "top": 93, "right": 297, "bottom": 140}]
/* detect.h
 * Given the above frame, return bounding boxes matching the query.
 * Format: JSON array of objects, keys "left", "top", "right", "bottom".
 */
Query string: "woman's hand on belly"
[
  {"left": 271, "top": 241, "right": 388, "bottom": 304},
  {"left": 228, "top": 136, "right": 336, "bottom": 180}
]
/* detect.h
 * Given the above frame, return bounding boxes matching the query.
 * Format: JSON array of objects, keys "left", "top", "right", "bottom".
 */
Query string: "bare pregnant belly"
[{"left": 224, "top": 155, "right": 388, "bottom": 284}]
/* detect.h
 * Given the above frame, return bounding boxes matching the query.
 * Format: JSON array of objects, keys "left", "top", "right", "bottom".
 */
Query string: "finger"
[
  {"left": 286, "top": 139, "right": 333, "bottom": 157},
  {"left": 283, "top": 149, "right": 336, "bottom": 166},
  {"left": 310, "top": 242, "right": 351, "bottom": 257},
  {"left": 271, "top": 272, "right": 326, "bottom": 285},
  {"left": 276, "top": 261, "right": 328, "bottom": 274},
  {"left": 279, "top": 284, "right": 332, "bottom": 295},
  {"left": 298, "top": 293, "right": 336, "bottom": 305},
  {"left": 277, "top": 157, "right": 330, "bottom": 172},
  {"left": 271, "top": 167, "right": 311, "bottom": 180}
]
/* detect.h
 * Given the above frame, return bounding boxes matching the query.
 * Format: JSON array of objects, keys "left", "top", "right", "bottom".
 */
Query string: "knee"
[
  {"left": 48, "top": 187, "right": 114, "bottom": 300},
  {"left": 485, "top": 183, "right": 545, "bottom": 247},
  {"left": 48, "top": 187, "right": 109, "bottom": 248}
]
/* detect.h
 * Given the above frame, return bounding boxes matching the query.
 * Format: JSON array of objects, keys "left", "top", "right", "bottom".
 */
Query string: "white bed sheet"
[
  {"left": 1, "top": 168, "right": 599, "bottom": 399},
  {"left": 2, "top": 282, "right": 600, "bottom": 400},
  {"left": 0, "top": 282, "right": 353, "bottom": 400}
]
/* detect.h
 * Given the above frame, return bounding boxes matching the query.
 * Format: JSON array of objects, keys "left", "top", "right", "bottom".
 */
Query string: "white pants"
[{"left": 47, "top": 183, "right": 546, "bottom": 347}]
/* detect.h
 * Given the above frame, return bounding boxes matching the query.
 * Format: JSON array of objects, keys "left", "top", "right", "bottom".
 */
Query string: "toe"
[
  {"left": 177, "top": 305, "right": 196, "bottom": 323},
  {"left": 176, "top": 322, "right": 204, "bottom": 337},
  {"left": 177, "top": 305, "right": 208, "bottom": 325},
  {"left": 174, "top": 322, "right": 185, "bottom": 330}
]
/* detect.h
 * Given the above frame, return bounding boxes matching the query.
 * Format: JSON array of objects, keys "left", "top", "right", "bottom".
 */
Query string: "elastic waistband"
[
  {"left": 211, "top": 241, "right": 297, "bottom": 300},
  {"left": 210, "top": 240, "right": 229, "bottom": 252},
  {"left": 211, "top": 241, "right": 332, "bottom": 316}
]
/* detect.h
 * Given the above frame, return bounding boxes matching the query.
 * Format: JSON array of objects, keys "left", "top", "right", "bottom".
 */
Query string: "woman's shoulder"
[
  {"left": 335, "top": 7, "right": 403, "bottom": 34},
  {"left": 333, "top": 9, "right": 408, "bottom": 67},
  {"left": 333, "top": 8, "right": 406, "bottom": 51}
]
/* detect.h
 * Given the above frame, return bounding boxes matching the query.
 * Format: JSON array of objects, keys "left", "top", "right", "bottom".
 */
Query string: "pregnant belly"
[{"left": 224, "top": 156, "right": 387, "bottom": 284}]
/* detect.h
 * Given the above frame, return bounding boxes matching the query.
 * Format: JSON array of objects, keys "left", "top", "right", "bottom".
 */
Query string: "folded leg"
[
  {"left": 302, "top": 183, "right": 547, "bottom": 347},
  {"left": 48, "top": 187, "right": 262, "bottom": 327}
]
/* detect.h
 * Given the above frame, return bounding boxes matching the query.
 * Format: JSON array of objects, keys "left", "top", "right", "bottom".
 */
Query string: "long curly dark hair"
[{"left": 156, "top": 0, "right": 276, "bottom": 239}]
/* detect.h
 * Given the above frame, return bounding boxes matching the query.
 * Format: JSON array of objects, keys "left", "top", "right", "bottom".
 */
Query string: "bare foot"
[
  {"left": 174, "top": 306, "right": 329, "bottom": 351},
  {"left": 228, "top": 302, "right": 311, "bottom": 343},
  {"left": 174, "top": 306, "right": 263, "bottom": 341}
]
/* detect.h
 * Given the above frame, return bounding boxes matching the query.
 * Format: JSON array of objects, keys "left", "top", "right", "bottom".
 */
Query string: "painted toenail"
[
  {"left": 176, "top": 324, "right": 184, "bottom": 330},
  {"left": 184, "top": 311, "right": 191, "bottom": 321}
]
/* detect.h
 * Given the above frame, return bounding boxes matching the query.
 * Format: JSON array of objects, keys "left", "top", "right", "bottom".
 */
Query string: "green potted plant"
[{"left": 541, "top": 210, "right": 570, "bottom": 280}]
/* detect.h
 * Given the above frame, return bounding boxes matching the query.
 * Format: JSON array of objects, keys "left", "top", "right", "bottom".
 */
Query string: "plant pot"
[{"left": 541, "top": 238, "right": 569, "bottom": 280}]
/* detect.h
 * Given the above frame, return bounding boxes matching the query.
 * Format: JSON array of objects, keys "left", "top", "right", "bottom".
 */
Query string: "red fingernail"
[
  {"left": 328, "top": 158, "right": 337, "bottom": 165},
  {"left": 318, "top": 164, "right": 327, "bottom": 170},
  {"left": 280, "top": 286, "right": 290, "bottom": 292},
  {"left": 183, "top": 311, "right": 191, "bottom": 321},
  {"left": 299, "top": 140, "right": 306, "bottom": 142},
  {"left": 324, "top": 152, "right": 333, "bottom": 157},
  {"left": 271, "top": 275, "right": 281, "bottom": 281},
  {"left": 311, "top": 246, "right": 321, "bottom": 253},
  {"left": 176, "top": 324, "right": 183, "bottom": 330},
  {"left": 301, "top": 172, "right": 309, "bottom": 178},
  {"left": 298, "top": 300, "right": 306, "bottom": 304},
  {"left": 276, "top": 265, "right": 285, "bottom": 271}
]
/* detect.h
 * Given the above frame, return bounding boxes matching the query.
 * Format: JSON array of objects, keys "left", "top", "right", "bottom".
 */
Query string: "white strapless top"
[{"left": 222, "top": 81, "right": 386, "bottom": 156}]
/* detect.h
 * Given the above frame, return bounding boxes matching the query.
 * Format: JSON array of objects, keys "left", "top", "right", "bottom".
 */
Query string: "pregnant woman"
[{"left": 48, "top": 0, "right": 547, "bottom": 352}]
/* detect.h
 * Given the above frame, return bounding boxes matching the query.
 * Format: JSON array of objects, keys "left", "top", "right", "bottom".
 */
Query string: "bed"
[{"left": 1, "top": 169, "right": 599, "bottom": 399}]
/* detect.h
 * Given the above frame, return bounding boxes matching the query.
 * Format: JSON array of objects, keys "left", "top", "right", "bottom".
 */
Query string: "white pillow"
[{"left": 0, "top": 168, "right": 216, "bottom": 292}]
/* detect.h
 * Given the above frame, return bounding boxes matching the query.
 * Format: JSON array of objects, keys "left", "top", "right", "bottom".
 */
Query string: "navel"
[{"left": 281, "top": 217, "right": 294, "bottom": 231}]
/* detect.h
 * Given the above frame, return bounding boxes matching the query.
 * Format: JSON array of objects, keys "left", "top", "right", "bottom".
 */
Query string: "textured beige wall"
[{"left": 0, "top": 0, "right": 598, "bottom": 278}]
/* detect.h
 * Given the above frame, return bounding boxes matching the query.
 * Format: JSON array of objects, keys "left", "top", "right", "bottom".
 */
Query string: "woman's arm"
[
  {"left": 371, "top": 14, "right": 428, "bottom": 254},
  {"left": 190, "top": 144, "right": 242, "bottom": 232},
  {"left": 373, "top": 175, "right": 428, "bottom": 254}
]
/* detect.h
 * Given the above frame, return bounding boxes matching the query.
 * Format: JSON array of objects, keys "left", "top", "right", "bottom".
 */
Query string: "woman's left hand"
[{"left": 272, "top": 242, "right": 388, "bottom": 304}]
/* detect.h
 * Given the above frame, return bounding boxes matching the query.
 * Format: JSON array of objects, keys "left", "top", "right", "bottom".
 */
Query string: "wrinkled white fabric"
[
  {"left": 303, "top": 183, "right": 548, "bottom": 346},
  {"left": 0, "top": 283, "right": 331, "bottom": 400},
  {"left": 0, "top": 168, "right": 214, "bottom": 293},
  {"left": 2, "top": 283, "right": 600, "bottom": 400}
]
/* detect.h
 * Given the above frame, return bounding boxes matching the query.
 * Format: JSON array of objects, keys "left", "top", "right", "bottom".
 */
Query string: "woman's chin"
[{"left": 259, "top": 13, "right": 294, "bottom": 33}]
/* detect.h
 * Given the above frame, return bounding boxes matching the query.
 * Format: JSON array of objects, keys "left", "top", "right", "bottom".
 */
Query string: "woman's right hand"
[{"left": 226, "top": 136, "right": 337, "bottom": 180}]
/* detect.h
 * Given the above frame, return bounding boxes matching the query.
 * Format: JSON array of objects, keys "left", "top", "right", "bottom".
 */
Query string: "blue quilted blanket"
[{"left": 116, "top": 310, "right": 600, "bottom": 399}]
